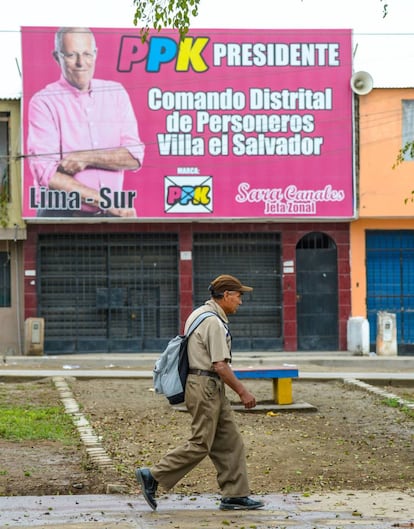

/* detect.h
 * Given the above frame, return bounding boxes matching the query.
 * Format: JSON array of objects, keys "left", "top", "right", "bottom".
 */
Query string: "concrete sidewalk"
[
  {"left": 2, "top": 350, "right": 414, "bottom": 370},
  {"left": 2, "top": 351, "right": 414, "bottom": 381},
  {"left": 1, "top": 490, "right": 413, "bottom": 528}
]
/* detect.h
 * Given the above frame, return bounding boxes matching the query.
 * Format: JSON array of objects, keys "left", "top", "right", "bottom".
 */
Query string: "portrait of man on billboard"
[{"left": 27, "top": 26, "right": 145, "bottom": 218}]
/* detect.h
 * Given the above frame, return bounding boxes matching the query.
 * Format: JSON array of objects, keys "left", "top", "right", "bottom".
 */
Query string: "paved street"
[{"left": 1, "top": 490, "right": 414, "bottom": 528}]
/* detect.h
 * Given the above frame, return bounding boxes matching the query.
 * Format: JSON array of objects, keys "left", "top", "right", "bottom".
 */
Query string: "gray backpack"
[{"left": 153, "top": 311, "right": 216, "bottom": 405}]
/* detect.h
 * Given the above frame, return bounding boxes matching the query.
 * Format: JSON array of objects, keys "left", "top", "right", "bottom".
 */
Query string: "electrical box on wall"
[
  {"left": 24, "top": 318, "right": 45, "bottom": 356},
  {"left": 376, "top": 312, "right": 397, "bottom": 356}
]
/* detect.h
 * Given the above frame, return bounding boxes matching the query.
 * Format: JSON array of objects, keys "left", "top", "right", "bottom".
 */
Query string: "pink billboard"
[{"left": 21, "top": 27, "right": 354, "bottom": 220}]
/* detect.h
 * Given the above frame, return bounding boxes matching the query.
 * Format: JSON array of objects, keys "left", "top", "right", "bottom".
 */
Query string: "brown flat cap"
[{"left": 209, "top": 274, "right": 253, "bottom": 295}]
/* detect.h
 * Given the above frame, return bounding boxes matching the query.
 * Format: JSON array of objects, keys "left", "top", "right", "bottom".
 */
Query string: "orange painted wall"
[
  {"left": 351, "top": 88, "right": 414, "bottom": 317},
  {"left": 359, "top": 88, "right": 414, "bottom": 217}
]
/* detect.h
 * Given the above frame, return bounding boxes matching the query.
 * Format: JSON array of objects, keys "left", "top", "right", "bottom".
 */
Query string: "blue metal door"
[{"left": 366, "top": 230, "right": 414, "bottom": 354}]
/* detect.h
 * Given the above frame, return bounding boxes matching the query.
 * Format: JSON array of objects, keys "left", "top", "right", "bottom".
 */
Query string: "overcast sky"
[
  {"left": 1, "top": 0, "right": 412, "bottom": 31},
  {"left": 1, "top": 0, "right": 414, "bottom": 95}
]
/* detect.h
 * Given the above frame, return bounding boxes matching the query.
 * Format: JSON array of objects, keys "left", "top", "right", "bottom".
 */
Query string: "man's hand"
[
  {"left": 213, "top": 360, "right": 257, "bottom": 409},
  {"left": 58, "top": 153, "right": 89, "bottom": 175},
  {"left": 238, "top": 388, "right": 257, "bottom": 409},
  {"left": 108, "top": 207, "right": 137, "bottom": 217},
  {"left": 58, "top": 147, "right": 139, "bottom": 176}
]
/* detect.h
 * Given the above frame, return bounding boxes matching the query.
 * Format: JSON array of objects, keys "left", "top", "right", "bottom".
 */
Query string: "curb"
[
  {"left": 343, "top": 377, "right": 414, "bottom": 410},
  {"left": 52, "top": 376, "right": 128, "bottom": 493}
]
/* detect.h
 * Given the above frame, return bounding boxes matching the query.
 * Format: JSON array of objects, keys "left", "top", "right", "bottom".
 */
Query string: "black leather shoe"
[
  {"left": 135, "top": 467, "right": 158, "bottom": 510},
  {"left": 220, "top": 496, "right": 264, "bottom": 510}
]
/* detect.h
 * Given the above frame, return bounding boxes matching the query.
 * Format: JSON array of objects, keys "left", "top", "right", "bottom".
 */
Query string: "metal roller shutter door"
[
  {"left": 38, "top": 233, "right": 179, "bottom": 353},
  {"left": 192, "top": 233, "right": 282, "bottom": 351}
]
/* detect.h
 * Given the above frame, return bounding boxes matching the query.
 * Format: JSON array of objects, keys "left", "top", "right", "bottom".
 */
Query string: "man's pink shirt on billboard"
[{"left": 27, "top": 74, "right": 145, "bottom": 213}]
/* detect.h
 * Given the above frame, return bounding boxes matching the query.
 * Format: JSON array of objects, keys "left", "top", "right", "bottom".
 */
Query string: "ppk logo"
[
  {"left": 164, "top": 176, "right": 213, "bottom": 213},
  {"left": 117, "top": 36, "right": 210, "bottom": 73}
]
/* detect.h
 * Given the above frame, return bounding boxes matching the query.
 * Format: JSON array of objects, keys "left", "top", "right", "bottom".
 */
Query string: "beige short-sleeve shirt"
[{"left": 185, "top": 299, "right": 231, "bottom": 371}]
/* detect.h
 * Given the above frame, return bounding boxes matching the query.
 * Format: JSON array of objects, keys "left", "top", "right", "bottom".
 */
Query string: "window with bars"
[
  {"left": 0, "top": 112, "right": 10, "bottom": 201},
  {"left": 296, "top": 231, "right": 336, "bottom": 250},
  {"left": 0, "top": 252, "right": 11, "bottom": 307},
  {"left": 402, "top": 100, "right": 414, "bottom": 161}
]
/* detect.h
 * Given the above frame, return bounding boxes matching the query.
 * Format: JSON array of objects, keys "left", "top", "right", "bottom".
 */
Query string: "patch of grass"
[
  {"left": 0, "top": 406, "right": 77, "bottom": 443},
  {"left": 382, "top": 397, "right": 414, "bottom": 419},
  {"left": 382, "top": 397, "right": 400, "bottom": 408},
  {"left": 400, "top": 405, "right": 414, "bottom": 419}
]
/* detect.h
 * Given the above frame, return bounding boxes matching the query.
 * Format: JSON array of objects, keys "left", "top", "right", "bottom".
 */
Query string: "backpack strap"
[{"left": 185, "top": 311, "right": 217, "bottom": 337}]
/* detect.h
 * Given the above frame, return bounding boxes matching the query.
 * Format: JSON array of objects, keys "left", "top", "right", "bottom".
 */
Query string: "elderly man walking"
[{"left": 136, "top": 274, "right": 264, "bottom": 511}]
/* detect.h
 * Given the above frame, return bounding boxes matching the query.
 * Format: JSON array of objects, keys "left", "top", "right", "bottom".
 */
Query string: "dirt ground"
[{"left": 0, "top": 377, "right": 413, "bottom": 497}]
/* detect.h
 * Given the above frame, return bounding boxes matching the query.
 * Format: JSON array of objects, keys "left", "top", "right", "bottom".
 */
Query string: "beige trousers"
[{"left": 151, "top": 374, "right": 250, "bottom": 497}]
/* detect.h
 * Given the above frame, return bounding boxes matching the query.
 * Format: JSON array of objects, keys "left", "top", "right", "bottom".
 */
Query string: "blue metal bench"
[{"left": 233, "top": 366, "right": 299, "bottom": 405}]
